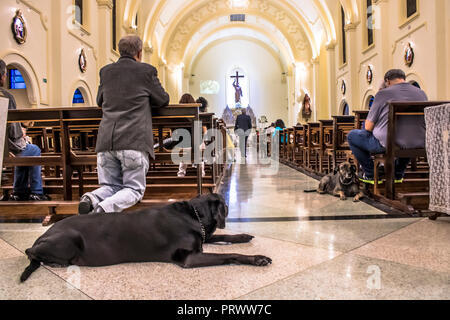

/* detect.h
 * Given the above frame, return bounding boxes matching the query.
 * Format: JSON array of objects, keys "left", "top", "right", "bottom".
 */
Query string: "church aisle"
[{"left": 0, "top": 160, "right": 448, "bottom": 300}]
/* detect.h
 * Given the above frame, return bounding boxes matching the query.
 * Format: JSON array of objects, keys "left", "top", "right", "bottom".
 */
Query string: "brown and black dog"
[{"left": 316, "top": 162, "right": 365, "bottom": 202}]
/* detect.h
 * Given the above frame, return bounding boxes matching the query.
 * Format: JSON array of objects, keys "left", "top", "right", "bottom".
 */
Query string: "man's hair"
[
  {"left": 241, "top": 109, "right": 247, "bottom": 115},
  {"left": 118, "top": 35, "right": 143, "bottom": 58},
  {"left": 384, "top": 69, "right": 406, "bottom": 82},
  {"left": 0, "top": 60, "right": 6, "bottom": 77},
  {"left": 196, "top": 97, "right": 208, "bottom": 112}
]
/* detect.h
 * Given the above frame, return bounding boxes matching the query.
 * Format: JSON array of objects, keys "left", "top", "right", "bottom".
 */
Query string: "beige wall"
[
  {"left": 327, "top": 0, "right": 450, "bottom": 116},
  {"left": 190, "top": 39, "right": 289, "bottom": 125}
]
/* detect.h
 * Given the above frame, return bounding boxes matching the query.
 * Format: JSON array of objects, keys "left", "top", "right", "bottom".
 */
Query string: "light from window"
[
  {"left": 72, "top": 89, "right": 85, "bottom": 104},
  {"left": 9, "top": 69, "right": 26, "bottom": 90}
]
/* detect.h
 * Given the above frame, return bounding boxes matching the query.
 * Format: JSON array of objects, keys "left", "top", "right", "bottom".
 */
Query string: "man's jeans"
[
  {"left": 83, "top": 150, "right": 150, "bottom": 212},
  {"left": 14, "top": 144, "right": 44, "bottom": 195},
  {"left": 347, "top": 129, "right": 410, "bottom": 178}
]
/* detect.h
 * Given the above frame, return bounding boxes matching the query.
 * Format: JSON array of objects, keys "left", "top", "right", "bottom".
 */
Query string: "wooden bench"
[
  {"left": 370, "top": 101, "right": 449, "bottom": 214},
  {"left": 1, "top": 104, "right": 228, "bottom": 223}
]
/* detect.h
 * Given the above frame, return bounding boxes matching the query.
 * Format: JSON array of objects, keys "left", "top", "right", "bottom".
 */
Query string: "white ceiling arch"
[
  {"left": 140, "top": 0, "right": 341, "bottom": 63},
  {"left": 183, "top": 16, "right": 298, "bottom": 75}
]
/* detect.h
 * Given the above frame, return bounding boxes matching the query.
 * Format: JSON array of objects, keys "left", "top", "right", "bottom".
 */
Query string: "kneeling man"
[{"left": 78, "top": 35, "right": 169, "bottom": 214}]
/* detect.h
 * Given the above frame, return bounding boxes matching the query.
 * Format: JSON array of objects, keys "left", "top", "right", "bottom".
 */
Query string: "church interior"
[{"left": 0, "top": 0, "right": 449, "bottom": 300}]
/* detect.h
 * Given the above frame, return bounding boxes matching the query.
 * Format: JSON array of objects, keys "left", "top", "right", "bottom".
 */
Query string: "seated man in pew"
[
  {"left": 347, "top": 69, "right": 428, "bottom": 184},
  {"left": 0, "top": 60, "right": 49, "bottom": 201},
  {"left": 78, "top": 35, "right": 170, "bottom": 214}
]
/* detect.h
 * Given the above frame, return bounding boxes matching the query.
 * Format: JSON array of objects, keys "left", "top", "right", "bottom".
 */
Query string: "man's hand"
[{"left": 21, "top": 127, "right": 27, "bottom": 138}]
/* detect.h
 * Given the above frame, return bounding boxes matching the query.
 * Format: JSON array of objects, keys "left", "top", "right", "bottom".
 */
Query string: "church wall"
[
  {"left": 0, "top": 0, "right": 52, "bottom": 107},
  {"left": 190, "top": 39, "right": 289, "bottom": 126},
  {"left": 326, "top": 0, "right": 450, "bottom": 116}
]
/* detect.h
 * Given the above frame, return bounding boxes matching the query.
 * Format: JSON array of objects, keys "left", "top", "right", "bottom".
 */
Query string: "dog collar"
[
  {"left": 193, "top": 207, "right": 206, "bottom": 244},
  {"left": 340, "top": 176, "right": 354, "bottom": 186}
]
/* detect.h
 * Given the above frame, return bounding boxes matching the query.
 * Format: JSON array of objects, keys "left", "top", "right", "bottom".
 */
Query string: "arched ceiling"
[
  {"left": 125, "top": 0, "right": 361, "bottom": 66},
  {"left": 183, "top": 17, "right": 296, "bottom": 74}
]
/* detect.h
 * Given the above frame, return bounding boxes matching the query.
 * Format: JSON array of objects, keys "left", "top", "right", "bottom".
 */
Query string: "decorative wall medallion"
[
  {"left": 341, "top": 80, "right": 347, "bottom": 95},
  {"left": 366, "top": 65, "right": 373, "bottom": 84},
  {"left": 11, "top": 10, "right": 27, "bottom": 45},
  {"left": 404, "top": 42, "right": 415, "bottom": 67},
  {"left": 78, "top": 49, "right": 87, "bottom": 73}
]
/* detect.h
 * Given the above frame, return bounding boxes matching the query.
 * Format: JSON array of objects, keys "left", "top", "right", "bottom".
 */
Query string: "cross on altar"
[{"left": 230, "top": 71, "right": 244, "bottom": 85}]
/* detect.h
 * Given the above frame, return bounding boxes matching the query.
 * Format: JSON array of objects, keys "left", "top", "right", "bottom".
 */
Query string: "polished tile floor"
[{"left": 1, "top": 154, "right": 449, "bottom": 300}]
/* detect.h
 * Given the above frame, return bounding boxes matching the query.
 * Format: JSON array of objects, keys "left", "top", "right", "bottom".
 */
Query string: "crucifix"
[{"left": 231, "top": 71, "right": 244, "bottom": 104}]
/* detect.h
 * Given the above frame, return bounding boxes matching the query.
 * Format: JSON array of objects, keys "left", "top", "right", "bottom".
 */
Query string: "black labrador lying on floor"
[{"left": 20, "top": 194, "right": 271, "bottom": 282}]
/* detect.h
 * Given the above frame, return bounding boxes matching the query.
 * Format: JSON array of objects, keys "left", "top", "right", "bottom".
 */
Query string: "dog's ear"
[
  {"left": 208, "top": 194, "right": 228, "bottom": 229},
  {"left": 350, "top": 165, "right": 357, "bottom": 173}
]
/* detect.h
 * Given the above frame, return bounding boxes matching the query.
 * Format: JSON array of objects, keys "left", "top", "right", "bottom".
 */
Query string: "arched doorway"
[
  {"left": 341, "top": 100, "right": 350, "bottom": 115},
  {"left": 6, "top": 66, "right": 33, "bottom": 108},
  {"left": 72, "top": 88, "right": 86, "bottom": 105},
  {"left": 366, "top": 95, "right": 375, "bottom": 110},
  {"left": 409, "top": 80, "right": 421, "bottom": 89}
]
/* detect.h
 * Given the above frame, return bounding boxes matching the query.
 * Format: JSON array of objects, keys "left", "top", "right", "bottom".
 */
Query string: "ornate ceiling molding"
[{"left": 161, "top": 0, "right": 313, "bottom": 65}]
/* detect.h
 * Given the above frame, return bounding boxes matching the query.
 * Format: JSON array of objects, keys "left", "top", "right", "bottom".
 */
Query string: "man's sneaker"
[
  {"left": 9, "top": 193, "right": 28, "bottom": 201},
  {"left": 177, "top": 171, "right": 186, "bottom": 177},
  {"left": 358, "top": 173, "right": 375, "bottom": 185},
  {"left": 29, "top": 194, "right": 51, "bottom": 201},
  {"left": 395, "top": 176, "right": 404, "bottom": 184},
  {"left": 78, "top": 195, "right": 93, "bottom": 214}
]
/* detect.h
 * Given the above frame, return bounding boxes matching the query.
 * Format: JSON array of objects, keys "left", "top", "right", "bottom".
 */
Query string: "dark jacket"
[
  {"left": 95, "top": 56, "right": 170, "bottom": 159},
  {"left": 0, "top": 88, "right": 26, "bottom": 154},
  {"left": 235, "top": 114, "right": 252, "bottom": 132}
]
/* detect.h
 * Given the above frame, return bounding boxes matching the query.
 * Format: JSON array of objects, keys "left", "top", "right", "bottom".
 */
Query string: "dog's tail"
[
  {"left": 20, "top": 259, "right": 41, "bottom": 283},
  {"left": 303, "top": 189, "right": 317, "bottom": 193}
]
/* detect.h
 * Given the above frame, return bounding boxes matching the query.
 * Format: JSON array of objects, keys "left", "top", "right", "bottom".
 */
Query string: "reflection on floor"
[{"left": 1, "top": 153, "right": 449, "bottom": 300}]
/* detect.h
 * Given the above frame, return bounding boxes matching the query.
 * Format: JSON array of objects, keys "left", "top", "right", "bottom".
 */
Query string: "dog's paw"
[
  {"left": 253, "top": 255, "right": 272, "bottom": 267},
  {"left": 340, "top": 196, "right": 347, "bottom": 201},
  {"left": 353, "top": 197, "right": 361, "bottom": 202},
  {"left": 235, "top": 234, "right": 254, "bottom": 243}
]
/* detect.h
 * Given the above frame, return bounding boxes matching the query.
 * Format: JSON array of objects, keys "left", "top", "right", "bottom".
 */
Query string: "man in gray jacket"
[{"left": 78, "top": 35, "right": 170, "bottom": 214}]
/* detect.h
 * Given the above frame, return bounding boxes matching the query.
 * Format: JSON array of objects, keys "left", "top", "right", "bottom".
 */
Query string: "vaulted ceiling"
[{"left": 123, "top": 0, "right": 361, "bottom": 71}]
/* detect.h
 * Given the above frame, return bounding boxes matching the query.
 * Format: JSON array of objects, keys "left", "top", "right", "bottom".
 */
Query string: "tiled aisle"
[{"left": 1, "top": 159, "right": 449, "bottom": 300}]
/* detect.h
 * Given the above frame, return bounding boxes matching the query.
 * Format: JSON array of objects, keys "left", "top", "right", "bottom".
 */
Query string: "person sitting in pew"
[
  {"left": 177, "top": 94, "right": 207, "bottom": 178},
  {"left": 0, "top": 60, "right": 49, "bottom": 201},
  {"left": 347, "top": 69, "right": 428, "bottom": 184},
  {"left": 78, "top": 35, "right": 170, "bottom": 214}
]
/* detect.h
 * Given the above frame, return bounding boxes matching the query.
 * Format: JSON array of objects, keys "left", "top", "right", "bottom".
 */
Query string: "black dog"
[
  {"left": 305, "top": 162, "right": 364, "bottom": 202},
  {"left": 20, "top": 194, "right": 272, "bottom": 282}
]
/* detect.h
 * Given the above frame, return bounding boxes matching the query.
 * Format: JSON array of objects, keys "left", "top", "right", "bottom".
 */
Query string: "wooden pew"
[
  {"left": 305, "top": 122, "right": 321, "bottom": 173},
  {"left": 1, "top": 105, "right": 227, "bottom": 224},
  {"left": 319, "top": 120, "right": 334, "bottom": 175},
  {"left": 370, "top": 101, "right": 449, "bottom": 214},
  {"left": 331, "top": 116, "right": 355, "bottom": 170}
]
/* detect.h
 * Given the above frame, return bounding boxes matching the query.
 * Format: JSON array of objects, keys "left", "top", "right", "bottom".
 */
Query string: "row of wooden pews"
[
  {"left": 1, "top": 105, "right": 229, "bottom": 225},
  {"left": 277, "top": 101, "right": 449, "bottom": 216}
]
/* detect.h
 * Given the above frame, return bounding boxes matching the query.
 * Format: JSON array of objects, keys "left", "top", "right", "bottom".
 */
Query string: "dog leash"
[{"left": 193, "top": 207, "right": 206, "bottom": 244}]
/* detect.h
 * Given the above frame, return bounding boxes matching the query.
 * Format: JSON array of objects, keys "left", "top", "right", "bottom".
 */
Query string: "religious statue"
[
  {"left": 233, "top": 79, "right": 243, "bottom": 104},
  {"left": 297, "top": 93, "right": 313, "bottom": 124},
  {"left": 230, "top": 71, "right": 244, "bottom": 105}
]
